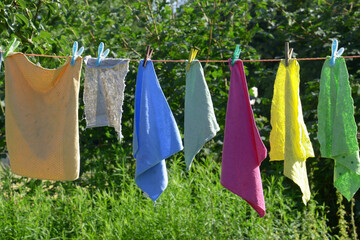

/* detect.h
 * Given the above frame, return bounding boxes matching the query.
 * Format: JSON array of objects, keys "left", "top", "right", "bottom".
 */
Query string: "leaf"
[
  {"left": 15, "top": 13, "right": 29, "bottom": 26},
  {"left": 25, "top": 8, "right": 33, "bottom": 19},
  {"left": 16, "top": 0, "right": 27, "bottom": 9},
  {"left": 4, "top": 18, "right": 15, "bottom": 32},
  {"left": 62, "top": 0, "right": 70, "bottom": 8},
  {"left": 39, "top": 31, "right": 52, "bottom": 39},
  {"left": 29, "top": 20, "right": 37, "bottom": 30}
]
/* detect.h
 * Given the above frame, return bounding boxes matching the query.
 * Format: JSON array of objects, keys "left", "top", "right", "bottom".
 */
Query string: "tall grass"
[{"left": 0, "top": 156, "right": 332, "bottom": 239}]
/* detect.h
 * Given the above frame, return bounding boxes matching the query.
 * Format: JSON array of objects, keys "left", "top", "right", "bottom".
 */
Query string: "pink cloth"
[{"left": 221, "top": 59, "right": 267, "bottom": 217}]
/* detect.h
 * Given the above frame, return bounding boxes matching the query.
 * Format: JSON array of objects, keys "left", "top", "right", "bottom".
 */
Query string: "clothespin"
[
  {"left": 284, "top": 42, "right": 293, "bottom": 67},
  {"left": 96, "top": 42, "right": 110, "bottom": 66},
  {"left": 231, "top": 45, "right": 241, "bottom": 66},
  {"left": 71, "top": 41, "right": 84, "bottom": 66},
  {"left": 186, "top": 48, "right": 198, "bottom": 72},
  {"left": 143, "top": 45, "right": 153, "bottom": 67},
  {"left": 0, "top": 52, "right": 3, "bottom": 72},
  {"left": 3, "top": 38, "right": 20, "bottom": 58},
  {"left": 330, "top": 39, "right": 344, "bottom": 66}
]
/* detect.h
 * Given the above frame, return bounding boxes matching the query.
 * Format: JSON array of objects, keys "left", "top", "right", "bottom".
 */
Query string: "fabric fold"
[
  {"left": 269, "top": 59, "right": 314, "bottom": 205},
  {"left": 221, "top": 59, "right": 267, "bottom": 217},
  {"left": 184, "top": 60, "right": 220, "bottom": 170},
  {"left": 83, "top": 57, "right": 129, "bottom": 139},
  {"left": 317, "top": 58, "right": 360, "bottom": 201},
  {"left": 133, "top": 60, "right": 183, "bottom": 201},
  {"left": 5, "top": 53, "right": 82, "bottom": 181}
]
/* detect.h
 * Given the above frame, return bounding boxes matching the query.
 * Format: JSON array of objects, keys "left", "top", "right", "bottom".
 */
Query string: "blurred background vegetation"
[{"left": 0, "top": 0, "right": 359, "bottom": 238}]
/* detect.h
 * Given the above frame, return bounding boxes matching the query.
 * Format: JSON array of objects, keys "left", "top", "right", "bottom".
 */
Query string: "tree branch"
[
  {"left": 121, "top": 38, "right": 141, "bottom": 57},
  {"left": 33, "top": 0, "right": 42, "bottom": 23},
  {"left": 147, "top": 1, "right": 160, "bottom": 41},
  {"left": 0, "top": 22, "right": 34, "bottom": 45}
]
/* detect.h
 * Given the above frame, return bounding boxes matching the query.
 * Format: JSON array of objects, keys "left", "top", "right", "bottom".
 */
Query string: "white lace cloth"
[{"left": 84, "top": 56, "right": 129, "bottom": 139}]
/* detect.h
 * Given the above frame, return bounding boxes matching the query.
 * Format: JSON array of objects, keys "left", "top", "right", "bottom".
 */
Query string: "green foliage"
[
  {"left": 1, "top": 0, "right": 360, "bottom": 238},
  {"left": 336, "top": 190, "right": 349, "bottom": 239},
  {"left": 351, "top": 198, "right": 358, "bottom": 240}
]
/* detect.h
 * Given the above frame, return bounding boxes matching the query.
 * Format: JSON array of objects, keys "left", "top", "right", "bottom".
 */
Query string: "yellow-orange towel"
[
  {"left": 5, "top": 53, "right": 82, "bottom": 181},
  {"left": 269, "top": 59, "right": 314, "bottom": 204}
]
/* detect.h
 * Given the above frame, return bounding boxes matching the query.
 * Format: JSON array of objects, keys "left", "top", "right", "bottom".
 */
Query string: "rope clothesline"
[{"left": 2, "top": 52, "right": 360, "bottom": 62}]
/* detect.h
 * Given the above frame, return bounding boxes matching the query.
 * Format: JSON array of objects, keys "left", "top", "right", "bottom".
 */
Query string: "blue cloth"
[{"left": 133, "top": 60, "right": 183, "bottom": 201}]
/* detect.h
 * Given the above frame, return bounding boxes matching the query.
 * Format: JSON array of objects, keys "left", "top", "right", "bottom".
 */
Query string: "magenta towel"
[{"left": 221, "top": 59, "right": 267, "bottom": 217}]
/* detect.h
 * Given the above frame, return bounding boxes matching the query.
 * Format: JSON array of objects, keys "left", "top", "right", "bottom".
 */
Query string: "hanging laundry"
[
  {"left": 4, "top": 53, "right": 82, "bottom": 181},
  {"left": 133, "top": 59, "right": 183, "bottom": 201},
  {"left": 184, "top": 60, "right": 219, "bottom": 170},
  {"left": 221, "top": 59, "right": 267, "bottom": 217},
  {"left": 269, "top": 59, "right": 314, "bottom": 205},
  {"left": 318, "top": 58, "right": 360, "bottom": 201},
  {"left": 83, "top": 57, "right": 129, "bottom": 139}
]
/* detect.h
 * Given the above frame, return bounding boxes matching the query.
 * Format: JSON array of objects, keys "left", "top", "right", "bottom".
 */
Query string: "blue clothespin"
[
  {"left": 71, "top": 41, "right": 84, "bottom": 66},
  {"left": 330, "top": 39, "right": 344, "bottom": 66},
  {"left": 96, "top": 42, "right": 110, "bottom": 66},
  {"left": 231, "top": 45, "right": 241, "bottom": 66},
  {"left": 0, "top": 52, "right": 3, "bottom": 72},
  {"left": 4, "top": 38, "right": 20, "bottom": 58}
]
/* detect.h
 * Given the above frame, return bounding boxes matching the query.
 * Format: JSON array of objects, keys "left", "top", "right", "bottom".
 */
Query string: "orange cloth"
[{"left": 5, "top": 53, "right": 82, "bottom": 181}]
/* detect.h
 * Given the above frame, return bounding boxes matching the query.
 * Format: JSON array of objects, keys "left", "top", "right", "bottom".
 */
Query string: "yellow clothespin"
[{"left": 186, "top": 48, "right": 198, "bottom": 72}]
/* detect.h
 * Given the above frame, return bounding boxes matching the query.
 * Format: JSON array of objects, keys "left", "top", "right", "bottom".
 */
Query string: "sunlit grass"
[{"left": 0, "top": 156, "right": 332, "bottom": 239}]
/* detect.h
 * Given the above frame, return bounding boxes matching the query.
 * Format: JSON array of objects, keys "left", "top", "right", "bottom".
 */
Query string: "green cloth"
[
  {"left": 318, "top": 58, "right": 360, "bottom": 201},
  {"left": 184, "top": 61, "right": 220, "bottom": 170}
]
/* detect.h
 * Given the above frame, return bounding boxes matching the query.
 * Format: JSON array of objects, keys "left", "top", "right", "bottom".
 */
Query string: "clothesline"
[
  {"left": 3, "top": 46, "right": 360, "bottom": 207},
  {"left": 2, "top": 52, "right": 360, "bottom": 62}
]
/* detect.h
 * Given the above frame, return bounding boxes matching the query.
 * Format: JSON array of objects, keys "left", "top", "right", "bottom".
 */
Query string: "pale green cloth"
[
  {"left": 318, "top": 58, "right": 360, "bottom": 201},
  {"left": 184, "top": 61, "right": 220, "bottom": 170}
]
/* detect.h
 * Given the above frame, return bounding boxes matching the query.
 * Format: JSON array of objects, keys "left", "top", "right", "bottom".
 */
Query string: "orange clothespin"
[
  {"left": 186, "top": 48, "right": 198, "bottom": 72},
  {"left": 143, "top": 45, "right": 154, "bottom": 67}
]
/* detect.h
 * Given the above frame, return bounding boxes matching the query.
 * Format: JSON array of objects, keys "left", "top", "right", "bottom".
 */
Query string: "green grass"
[{"left": 0, "top": 156, "right": 333, "bottom": 239}]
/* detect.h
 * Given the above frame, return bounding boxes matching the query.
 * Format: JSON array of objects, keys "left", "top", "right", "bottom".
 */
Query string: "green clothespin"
[
  {"left": 4, "top": 38, "right": 20, "bottom": 58},
  {"left": 231, "top": 45, "right": 241, "bottom": 66}
]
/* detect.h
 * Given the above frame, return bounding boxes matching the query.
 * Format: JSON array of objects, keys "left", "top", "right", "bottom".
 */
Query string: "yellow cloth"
[
  {"left": 269, "top": 59, "right": 314, "bottom": 204},
  {"left": 5, "top": 53, "right": 82, "bottom": 181}
]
